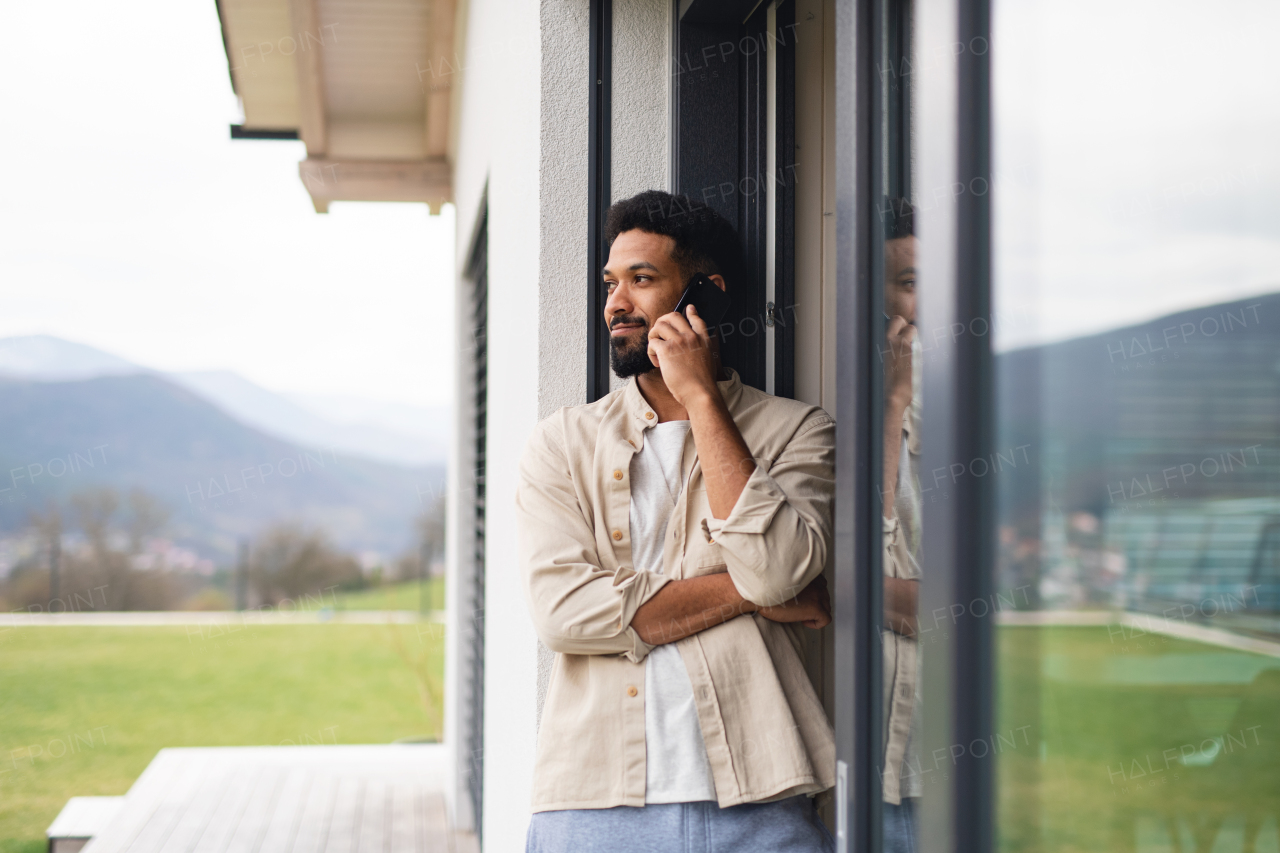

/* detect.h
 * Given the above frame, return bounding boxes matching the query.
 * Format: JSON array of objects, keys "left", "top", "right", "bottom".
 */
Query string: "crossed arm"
[
  {"left": 634, "top": 308, "right": 920, "bottom": 647},
  {"left": 627, "top": 389, "right": 830, "bottom": 646},
  {"left": 518, "top": 310, "right": 833, "bottom": 659},
  {"left": 882, "top": 316, "right": 919, "bottom": 637}
]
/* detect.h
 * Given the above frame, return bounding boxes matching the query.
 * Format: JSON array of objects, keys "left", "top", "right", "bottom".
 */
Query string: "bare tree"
[
  {"left": 71, "top": 488, "right": 119, "bottom": 560},
  {"left": 28, "top": 504, "right": 63, "bottom": 602},
  {"left": 250, "top": 524, "right": 362, "bottom": 606},
  {"left": 417, "top": 496, "right": 446, "bottom": 578},
  {"left": 124, "top": 489, "right": 169, "bottom": 555},
  {"left": 5, "top": 487, "right": 180, "bottom": 612}
]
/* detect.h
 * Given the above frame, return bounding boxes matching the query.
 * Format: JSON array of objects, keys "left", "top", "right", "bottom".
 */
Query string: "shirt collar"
[{"left": 621, "top": 368, "right": 744, "bottom": 434}]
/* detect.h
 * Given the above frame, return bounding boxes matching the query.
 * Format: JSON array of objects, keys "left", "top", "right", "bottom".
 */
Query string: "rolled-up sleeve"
[
  {"left": 703, "top": 414, "right": 834, "bottom": 607},
  {"left": 517, "top": 416, "right": 671, "bottom": 663}
]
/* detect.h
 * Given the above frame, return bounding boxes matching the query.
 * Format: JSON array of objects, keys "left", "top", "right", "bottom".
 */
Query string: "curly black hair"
[
  {"left": 604, "top": 190, "right": 744, "bottom": 291},
  {"left": 885, "top": 196, "right": 914, "bottom": 240}
]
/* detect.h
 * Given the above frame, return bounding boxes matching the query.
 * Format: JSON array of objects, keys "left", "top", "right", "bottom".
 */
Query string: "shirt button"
[
  {"left": 613, "top": 469, "right": 623, "bottom": 480},
  {"left": 612, "top": 530, "right": 623, "bottom": 541},
  {"left": 644, "top": 412, "right": 654, "bottom": 420},
  {"left": 627, "top": 685, "right": 638, "bottom": 697}
]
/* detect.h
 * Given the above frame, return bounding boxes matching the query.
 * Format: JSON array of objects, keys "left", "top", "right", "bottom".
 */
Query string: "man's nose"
[{"left": 604, "top": 283, "right": 633, "bottom": 318}]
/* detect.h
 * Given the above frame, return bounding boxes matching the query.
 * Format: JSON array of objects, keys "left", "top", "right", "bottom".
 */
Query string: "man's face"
[
  {"left": 884, "top": 235, "right": 917, "bottom": 324},
  {"left": 603, "top": 229, "right": 687, "bottom": 377}
]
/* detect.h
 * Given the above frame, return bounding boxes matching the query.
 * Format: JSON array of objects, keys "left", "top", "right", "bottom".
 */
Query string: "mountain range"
[
  {"left": 0, "top": 336, "right": 447, "bottom": 565},
  {"left": 0, "top": 336, "right": 449, "bottom": 467}
]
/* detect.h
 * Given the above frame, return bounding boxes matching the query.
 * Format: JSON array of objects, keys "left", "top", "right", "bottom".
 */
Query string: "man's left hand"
[
  {"left": 647, "top": 306, "right": 718, "bottom": 408},
  {"left": 756, "top": 574, "right": 832, "bottom": 630}
]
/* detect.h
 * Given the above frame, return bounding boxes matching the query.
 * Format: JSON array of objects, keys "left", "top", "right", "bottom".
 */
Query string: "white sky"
[
  {"left": 0, "top": 1, "right": 455, "bottom": 407},
  {"left": 992, "top": 0, "right": 1280, "bottom": 350}
]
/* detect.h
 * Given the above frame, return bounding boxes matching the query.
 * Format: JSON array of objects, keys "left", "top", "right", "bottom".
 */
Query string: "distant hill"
[
  {"left": 172, "top": 370, "right": 448, "bottom": 467},
  {"left": 0, "top": 374, "right": 444, "bottom": 562},
  {"left": 0, "top": 335, "right": 448, "bottom": 466},
  {"left": 996, "top": 290, "right": 1280, "bottom": 527},
  {"left": 0, "top": 335, "right": 141, "bottom": 380}
]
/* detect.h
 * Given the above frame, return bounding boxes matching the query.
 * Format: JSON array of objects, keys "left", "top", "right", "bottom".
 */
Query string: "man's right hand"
[
  {"left": 756, "top": 574, "right": 832, "bottom": 630},
  {"left": 884, "top": 315, "right": 915, "bottom": 412}
]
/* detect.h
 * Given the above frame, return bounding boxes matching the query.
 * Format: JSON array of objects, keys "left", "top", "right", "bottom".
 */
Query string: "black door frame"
[
  {"left": 670, "top": 0, "right": 796, "bottom": 396},
  {"left": 833, "top": 0, "right": 994, "bottom": 851}
]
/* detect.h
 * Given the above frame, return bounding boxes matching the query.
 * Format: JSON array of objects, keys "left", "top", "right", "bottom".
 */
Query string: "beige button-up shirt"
[
  {"left": 517, "top": 370, "right": 836, "bottom": 812},
  {"left": 882, "top": 350, "right": 922, "bottom": 805}
]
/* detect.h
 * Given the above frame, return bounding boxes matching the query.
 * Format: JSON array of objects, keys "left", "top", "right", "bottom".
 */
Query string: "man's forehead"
[{"left": 603, "top": 230, "right": 678, "bottom": 275}]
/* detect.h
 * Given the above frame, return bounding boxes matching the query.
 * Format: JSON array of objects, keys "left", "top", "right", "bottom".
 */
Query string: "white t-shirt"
[{"left": 629, "top": 420, "right": 718, "bottom": 804}]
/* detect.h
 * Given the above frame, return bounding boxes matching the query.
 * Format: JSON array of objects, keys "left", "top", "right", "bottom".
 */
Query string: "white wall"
[
  {"left": 449, "top": 0, "right": 545, "bottom": 849},
  {"left": 446, "top": 0, "right": 594, "bottom": 848}
]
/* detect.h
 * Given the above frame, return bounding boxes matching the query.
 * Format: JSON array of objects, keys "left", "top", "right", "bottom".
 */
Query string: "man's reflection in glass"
[{"left": 881, "top": 198, "right": 921, "bottom": 853}]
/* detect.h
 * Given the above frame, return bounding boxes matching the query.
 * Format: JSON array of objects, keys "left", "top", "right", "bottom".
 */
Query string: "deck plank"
[
  {"left": 222, "top": 768, "right": 285, "bottom": 853},
  {"left": 319, "top": 777, "right": 363, "bottom": 853},
  {"left": 80, "top": 747, "right": 452, "bottom": 853},
  {"left": 291, "top": 772, "right": 339, "bottom": 853},
  {"left": 354, "top": 779, "right": 386, "bottom": 853},
  {"left": 189, "top": 766, "right": 264, "bottom": 853}
]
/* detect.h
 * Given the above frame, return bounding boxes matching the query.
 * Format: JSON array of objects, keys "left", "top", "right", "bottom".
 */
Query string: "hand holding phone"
[{"left": 673, "top": 273, "right": 732, "bottom": 334}]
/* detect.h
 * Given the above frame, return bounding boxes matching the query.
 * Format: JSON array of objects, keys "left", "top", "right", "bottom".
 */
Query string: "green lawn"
[
  {"left": 6, "top": 620, "right": 1274, "bottom": 853},
  {"left": 0, "top": 624, "right": 443, "bottom": 853},
  {"left": 997, "top": 626, "right": 1280, "bottom": 852},
  {"left": 334, "top": 578, "right": 444, "bottom": 612}
]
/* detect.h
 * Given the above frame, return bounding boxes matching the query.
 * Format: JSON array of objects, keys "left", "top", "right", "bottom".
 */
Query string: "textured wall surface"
[
  {"left": 612, "top": 0, "right": 670, "bottom": 202},
  {"left": 534, "top": 0, "right": 592, "bottom": 737},
  {"left": 539, "top": 0, "right": 591, "bottom": 423}
]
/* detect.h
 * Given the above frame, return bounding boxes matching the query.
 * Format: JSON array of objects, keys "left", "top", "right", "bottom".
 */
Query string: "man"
[
  {"left": 880, "top": 198, "right": 921, "bottom": 853},
  {"left": 517, "top": 190, "right": 835, "bottom": 852}
]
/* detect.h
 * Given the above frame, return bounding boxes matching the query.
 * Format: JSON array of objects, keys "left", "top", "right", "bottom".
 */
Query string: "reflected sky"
[{"left": 993, "top": 0, "right": 1280, "bottom": 351}]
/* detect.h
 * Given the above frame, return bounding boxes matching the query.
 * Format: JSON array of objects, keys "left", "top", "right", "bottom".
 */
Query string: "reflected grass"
[{"left": 997, "top": 626, "right": 1280, "bottom": 852}]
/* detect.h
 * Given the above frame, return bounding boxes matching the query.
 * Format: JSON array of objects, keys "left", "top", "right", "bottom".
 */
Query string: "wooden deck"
[{"left": 77, "top": 746, "right": 472, "bottom": 853}]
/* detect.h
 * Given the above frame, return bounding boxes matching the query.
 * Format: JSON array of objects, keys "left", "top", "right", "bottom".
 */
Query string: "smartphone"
[{"left": 673, "top": 273, "right": 732, "bottom": 333}]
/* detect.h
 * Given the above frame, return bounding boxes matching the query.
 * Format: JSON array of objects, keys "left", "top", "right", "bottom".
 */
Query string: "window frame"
[{"left": 833, "top": 0, "right": 995, "bottom": 850}]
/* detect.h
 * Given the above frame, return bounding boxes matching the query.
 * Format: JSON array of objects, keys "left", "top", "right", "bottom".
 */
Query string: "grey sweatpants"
[{"left": 526, "top": 795, "right": 834, "bottom": 853}]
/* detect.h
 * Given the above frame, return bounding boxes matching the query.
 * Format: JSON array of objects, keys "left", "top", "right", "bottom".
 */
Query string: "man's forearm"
[
  {"left": 885, "top": 577, "right": 918, "bottom": 637},
  {"left": 631, "top": 572, "right": 758, "bottom": 645},
  {"left": 882, "top": 402, "right": 907, "bottom": 518},
  {"left": 686, "top": 393, "right": 756, "bottom": 519}
]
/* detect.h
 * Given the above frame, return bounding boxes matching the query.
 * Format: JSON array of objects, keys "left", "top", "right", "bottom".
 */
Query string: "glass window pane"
[
  {"left": 875, "top": 0, "right": 921, "bottom": 848},
  {"left": 992, "top": 2, "right": 1280, "bottom": 850}
]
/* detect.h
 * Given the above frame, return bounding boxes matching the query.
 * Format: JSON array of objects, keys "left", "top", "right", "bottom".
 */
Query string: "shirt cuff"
[
  {"left": 621, "top": 626, "right": 657, "bottom": 664},
  {"left": 702, "top": 465, "right": 787, "bottom": 541},
  {"left": 613, "top": 566, "right": 671, "bottom": 663},
  {"left": 883, "top": 514, "right": 900, "bottom": 545}
]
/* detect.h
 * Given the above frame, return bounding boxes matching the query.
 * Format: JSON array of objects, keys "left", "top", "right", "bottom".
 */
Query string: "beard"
[{"left": 609, "top": 317, "right": 656, "bottom": 378}]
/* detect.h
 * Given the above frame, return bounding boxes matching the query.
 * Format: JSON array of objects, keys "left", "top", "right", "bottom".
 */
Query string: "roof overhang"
[{"left": 215, "top": 0, "right": 455, "bottom": 213}]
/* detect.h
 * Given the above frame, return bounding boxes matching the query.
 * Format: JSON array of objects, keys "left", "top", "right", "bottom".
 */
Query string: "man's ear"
[{"left": 707, "top": 274, "right": 727, "bottom": 293}]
